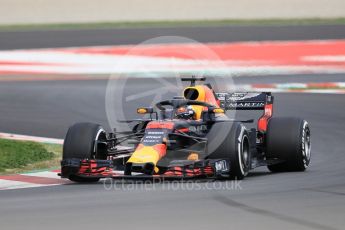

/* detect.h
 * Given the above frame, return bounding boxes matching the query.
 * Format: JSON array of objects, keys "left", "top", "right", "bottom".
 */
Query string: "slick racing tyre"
[
  {"left": 63, "top": 122, "right": 108, "bottom": 182},
  {"left": 266, "top": 117, "right": 311, "bottom": 172},
  {"left": 207, "top": 122, "right": 251, "bottom": 180}
]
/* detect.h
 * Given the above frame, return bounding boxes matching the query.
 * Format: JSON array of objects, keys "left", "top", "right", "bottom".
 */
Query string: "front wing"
[{"left": 60, "top": 158, "right": 231, "bottom": 180}]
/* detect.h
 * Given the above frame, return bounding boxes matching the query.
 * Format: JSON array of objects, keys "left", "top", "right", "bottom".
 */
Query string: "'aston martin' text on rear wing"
[
  {"left": 215, "top": 92, "right": 273, "bottom": 110},
  {"left": 215, "top": 92, "right": 274, "bottom": 132}
]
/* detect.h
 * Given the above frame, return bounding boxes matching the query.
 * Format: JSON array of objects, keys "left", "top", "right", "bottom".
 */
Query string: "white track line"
[
  {"left": 0, "top": 179, "right": 46, "bottom": 190},
  {"left": 22, "top": 171, "right": 62, "bottom": 179},
  {"left": 0, "top": 132, "right": 63, "bottom": 144}
]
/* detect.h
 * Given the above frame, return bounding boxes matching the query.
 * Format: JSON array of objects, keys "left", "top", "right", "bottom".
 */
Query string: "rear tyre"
[
  {"left": 266, "top": 117, "right": 311, "bottom": 172},
  {"left": 63, "top": 122, "right": 108, "bottom": 182},
  {"left": 207, "top": 122, "right": 251, "bottom": 180}
]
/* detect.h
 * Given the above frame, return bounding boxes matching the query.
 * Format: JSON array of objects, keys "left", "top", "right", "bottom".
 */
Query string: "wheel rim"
[
  {"left": 239, "top": 136, "right": 250, "bottom": 175},
  {"left": 94, "top": 129, "right": 107, "bottom": 159},
  {"left": 301, "top": 121, "right": 311, "bottom": 168}
]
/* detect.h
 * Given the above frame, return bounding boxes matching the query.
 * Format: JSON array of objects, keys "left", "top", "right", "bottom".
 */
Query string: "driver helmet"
[{"left": 176, "top": 105, "right": 195, "bottom": 120}]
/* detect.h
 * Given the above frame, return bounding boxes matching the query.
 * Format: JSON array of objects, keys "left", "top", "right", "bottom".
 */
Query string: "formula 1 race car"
[{"left": 60, "top": 77, "right": 311, "bottom": 182}]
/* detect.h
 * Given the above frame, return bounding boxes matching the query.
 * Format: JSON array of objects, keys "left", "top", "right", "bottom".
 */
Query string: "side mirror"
[
  {"left": 210, "top": 108, "right": 225, "bottom": 114},
  {"left": 137, "top": 107, "right": 154, "bottom": 114}
]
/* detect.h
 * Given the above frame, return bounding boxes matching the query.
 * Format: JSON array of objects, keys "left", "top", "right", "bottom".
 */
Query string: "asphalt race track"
[
  {"left": 0, "top": 25, "right": 345, "bottom": 230},
  {"left": 1, "top": 24, "right": 345, "bottom": 50}
]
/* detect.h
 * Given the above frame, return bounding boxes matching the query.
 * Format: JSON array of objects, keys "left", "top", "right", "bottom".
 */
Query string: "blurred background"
[
  {"left": 0, "top": 1, "right": 345, "bottom": 230},
  {"left": 1, "top": 0, "right": 345, "bottom": 24}
]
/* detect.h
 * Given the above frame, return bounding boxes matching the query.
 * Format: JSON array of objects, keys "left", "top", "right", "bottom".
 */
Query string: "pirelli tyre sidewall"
[
  {"left": 207, "top": 122, "right": 250, "bottom": 180},
  {"left": 266, "top": 117, "right": 311, "bottom": 172},
  {"left": 63, "top": 122, "right": 107, "bottom": 182},
  {"left": 63, "top": 122, "right": 107, "bottom": 160}
]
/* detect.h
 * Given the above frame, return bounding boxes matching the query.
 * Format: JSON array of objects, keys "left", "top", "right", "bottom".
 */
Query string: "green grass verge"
[
  {"left": 0, "top": 139, "right": 62, "bottom": 174},
  {"left": 0, "top": 18, "right": 345, "bottom": 31}
]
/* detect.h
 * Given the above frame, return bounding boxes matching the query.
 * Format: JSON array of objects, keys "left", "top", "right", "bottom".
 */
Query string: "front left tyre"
[
  {"left": 63, "top": 122, "right": 108, "bottom": 182},
  {"left": 207, "top": 122, "right": 251, "bottom": 180}
]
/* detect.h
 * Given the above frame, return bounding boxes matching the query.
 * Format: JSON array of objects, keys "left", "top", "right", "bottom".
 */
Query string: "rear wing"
[
  {"left": 215, "top": 92, "right": 274, "bottom": 132},
  {"left": 215, "top": 92, "right": 273, "bottom": 110}
]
